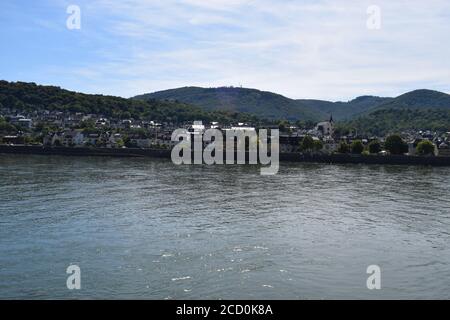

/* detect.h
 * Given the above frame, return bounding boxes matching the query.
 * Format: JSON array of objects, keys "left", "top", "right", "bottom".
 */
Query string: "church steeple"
[{"left": 329, "top": 114, "right": 334, "bottom": 123}]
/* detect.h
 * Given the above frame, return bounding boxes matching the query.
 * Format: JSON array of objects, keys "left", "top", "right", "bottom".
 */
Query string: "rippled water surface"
[{"left": 0, "top": 154, "right": 449, "bottom": 299}]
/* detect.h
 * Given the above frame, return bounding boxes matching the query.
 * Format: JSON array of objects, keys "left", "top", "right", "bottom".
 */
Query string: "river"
[{"left": 0, "top": 154, "right": 449, "bottom": 299}]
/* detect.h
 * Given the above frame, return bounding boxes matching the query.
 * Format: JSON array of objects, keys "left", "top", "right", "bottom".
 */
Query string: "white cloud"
[{"left": 56, "top": 0, "right": 450, "bottom": 100}]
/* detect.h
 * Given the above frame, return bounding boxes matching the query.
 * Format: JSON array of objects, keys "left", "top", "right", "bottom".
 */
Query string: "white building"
[
  {"left": 18, "top": 118, "right": 33, "bottom": 129},
  {"left": 189, "top": 121, "right": 206, "bottom": 134}
]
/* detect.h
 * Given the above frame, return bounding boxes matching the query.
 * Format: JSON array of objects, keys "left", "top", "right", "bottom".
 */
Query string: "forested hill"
[
  {"left": 135, "top": 86, "right": 324, "bottom": 121},
  {"left": 338, "top": 90, "right": 450, "bottom": 135},
  {"left": 298, "top": 96, "right": 392, "bottom": 120},
  {"left": 137, "top": 86, "right": 450, "bottom": 134},
  {"left": 371, "top": 89, "right": 450, "bottom": 111},
  {"left": 137, "top": 86, "right": 450, "bottom": 122},
  {"left": 0, "top": 81, "right": 259, "bottom": 123},
  {"left": 340, "top": 108, "right": 450, "bottom": 136},
  {"left": 2, "top": 80, "right": 450, "bottom": 133}
]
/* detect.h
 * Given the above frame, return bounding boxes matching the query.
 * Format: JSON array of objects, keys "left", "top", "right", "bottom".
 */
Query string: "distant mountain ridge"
[
  {"left": 136, "top": 87, "right": 450, "bottom": 122},
  {"left": 298, "top": 95, "right": 393, "bottom": 120},
  {"left": 371, "top": 89, "right": 450, "bottom": 111},
  {"left": 2, "top": 80, "right": 450, "bottom": 135},
  {"left": 135, "top": 86, "right": 322, "bottom": 121}
]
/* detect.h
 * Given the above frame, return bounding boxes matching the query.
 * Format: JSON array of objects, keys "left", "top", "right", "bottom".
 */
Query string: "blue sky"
[{"left": 1, "top": 0, "right": 450, "bottom": 100}]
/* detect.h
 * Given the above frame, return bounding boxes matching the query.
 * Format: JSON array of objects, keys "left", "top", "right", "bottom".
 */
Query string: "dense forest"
[
  {"left": 0, "top": 81, "right": 260, "bottom": 124},
  {"left": 337, "top": 108, "right": 450, "bottom": 136},
  {"left": 135, "top": 86, "right": 324, "bottom": 121},
  {"left": 137, "top": 87, "right": 450, "bottom": 133}
]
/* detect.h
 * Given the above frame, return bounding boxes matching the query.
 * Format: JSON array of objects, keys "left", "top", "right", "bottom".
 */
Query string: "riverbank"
[
  {"left": 0, "top": 145, "right": 169, "bottom": 158},
  {"left": 1, "top": 145, "right": 450, "bottom": 166}
]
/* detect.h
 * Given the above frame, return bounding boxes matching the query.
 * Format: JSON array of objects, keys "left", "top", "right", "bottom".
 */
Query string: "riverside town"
[{"left": 1, "top": 86, "right": 450, "bottom": 167}]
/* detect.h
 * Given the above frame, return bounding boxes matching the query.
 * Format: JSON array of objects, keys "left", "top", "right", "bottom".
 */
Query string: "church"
[{"left": 315, "top": 115, "right": 334, "bottom": 137}]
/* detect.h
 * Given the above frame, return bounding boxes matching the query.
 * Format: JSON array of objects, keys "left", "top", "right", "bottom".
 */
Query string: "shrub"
[
  {"left": 351, "top": 140, "right": 364, "bottom": 154},
  {"left": 416, "top": 140, "right": 435, "bottom": 156},
  {"left": 368, "top": 140, "right": 382, "bottom": 154},
  {"left": 385, "top": 135, "right": 408, "bottom": 155},
  {"left": 337, "top": 141, "right": 350, "bottom": 153}
]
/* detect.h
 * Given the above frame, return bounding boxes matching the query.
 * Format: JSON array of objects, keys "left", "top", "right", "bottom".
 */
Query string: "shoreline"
[{"left": 2, "top": 145, "right": 450, "bottom": 166}]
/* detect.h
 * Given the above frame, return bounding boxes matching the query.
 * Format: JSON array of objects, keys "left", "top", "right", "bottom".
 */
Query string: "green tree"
[
  {"left": 416, "top": 140, "right": 435, "bottom": 156},
  {"left": 296, "top": 120, "right": 315, "bottom": 130},
  {"left": 23, "top": 135, "right": 41, "bottom": 145},
  {"left": 313, "top": 140, "right": 323, "bottom": 152},
  {"left": 79, "top": 119, "right": 96, "bottom": 129},
  {"left": 0, "top": 122, "right": 17, "bottom": 134},
  {"left": 278, "top": 120, "right": 291, "bottom": 133},
  {"left": 333, "top": 124, "right": 351, "bottom": 137},
  {"left": 385, "top": 135, "right": 408, "bottom": 155},
  {"left": 121, "top": 111, "right": 132, "bottom": 120},
  {"left": 351, "top": 140, "right": 364, "bottom": 154},
  {"left": 300, "top": 135, "right": 314, "bottom": 152},
  {"left": 337, "top": 141, "right": 350, "bottom": 154},
  {"left": 368, "top": 140, "right": 381, "bottom": 154},
  {"left": 115, "top": 139, "right": 124, "bottom": 148}
]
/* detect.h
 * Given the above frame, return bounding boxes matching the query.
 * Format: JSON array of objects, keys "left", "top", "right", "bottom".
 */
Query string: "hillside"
[
  {"left": 0, "top": 81, "right": 259, "bottom": 124},
  {"left": 299, "top": 96, "right": 392, "bottom": 120},
  {"left": 340, "top": 108, "right": 450, "bottom": 136},
  {"left": 135, "top": 86, "right": 327, "bottom": 121},
  {"left": 339, "top": 89, "right": 450, "bottom": 135},
  {"left": 372, "top": 89, "right": 450, "bottom": 111},
  {"left": 2, "top": 81, "right": 450, "bottom": 134},
  {"left": 136, "top": 87, "right": 413, "bottom": 121},
  {"left": 138, "top": 86, "right": 450, "bottom": 133}
]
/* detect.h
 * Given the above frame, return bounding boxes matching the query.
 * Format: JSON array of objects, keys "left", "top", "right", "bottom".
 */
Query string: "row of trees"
[
  {"left": 298, "top": 134, "right": 435, "bottom": 156},
  {"left": 298, "top": 135, "right": 323, "bottom": 152},
  {"left": 339, "top": 135, "right": 435, "bottom": 155}
]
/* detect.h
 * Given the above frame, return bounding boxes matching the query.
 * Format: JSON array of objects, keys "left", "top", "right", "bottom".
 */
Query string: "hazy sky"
[{"left": 1, "top": 0, "right": 450, "bottom": 100}]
